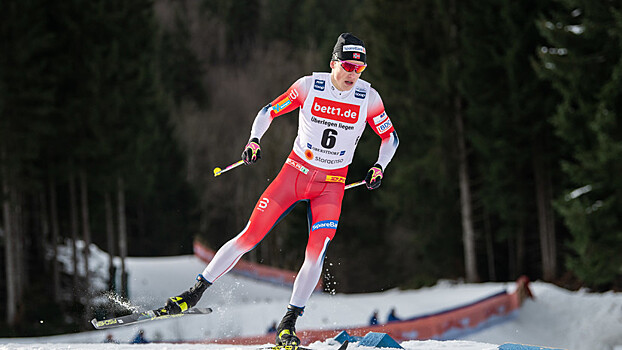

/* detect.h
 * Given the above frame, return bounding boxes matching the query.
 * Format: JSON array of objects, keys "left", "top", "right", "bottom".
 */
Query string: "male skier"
[{"left": 163, "top": 32, "right": 399, "bottom": 347}]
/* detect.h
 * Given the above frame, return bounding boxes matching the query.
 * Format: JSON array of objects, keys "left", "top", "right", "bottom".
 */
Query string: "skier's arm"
[
  {"left": 249, "top": 77, "right": 310, "bottom": 142},
  {"left": 248, "top": 104, "right": 274, "bottom": 143},
  {"left": 376, "top": 130, "right": 399, "bottom": 170},
  {"left": 366, "top": 89, "right": 399, "bottom": 170},
  {"left": 361, "top": 90, "right": 398, "bottom": 190},
  {"left": 243, "top": 77, "right": 310, "bottom": 164}
]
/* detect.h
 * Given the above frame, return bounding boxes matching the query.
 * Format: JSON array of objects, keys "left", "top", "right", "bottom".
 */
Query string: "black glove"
[
  {"left": 364, "top": 164, "right": 383, "bottom": 190},
  {"left": 165, "top": 275, "right": 211, "bottom": 314},
  {"left": 241, "top": 137, "right": 261, "bottom": 165}
]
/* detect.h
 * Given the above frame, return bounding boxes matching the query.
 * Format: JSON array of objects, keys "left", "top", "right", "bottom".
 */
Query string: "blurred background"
[{"left": 1, "top": 0, "right": 621, "bottom": 337}]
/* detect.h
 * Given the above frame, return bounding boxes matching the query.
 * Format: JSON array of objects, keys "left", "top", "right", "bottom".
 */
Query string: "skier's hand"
[
  {"left": 241, "top": 137, "right": 261, "bottom": 165},
  {"left": 364, "top": 164, "right": 383, "bottom": 190}
]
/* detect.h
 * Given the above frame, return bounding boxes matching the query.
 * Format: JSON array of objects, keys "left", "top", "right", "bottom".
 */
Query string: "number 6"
[{"left": 321, "top": 128, "right": 338, "bottom": 149}]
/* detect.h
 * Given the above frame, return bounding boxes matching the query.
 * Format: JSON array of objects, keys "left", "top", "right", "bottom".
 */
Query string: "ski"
[
  {"left": 91, "top": 307, "right": 213, "bottom": 330},
  {"left": 259, "top": 340, "right": 348, "bottom": 350}
]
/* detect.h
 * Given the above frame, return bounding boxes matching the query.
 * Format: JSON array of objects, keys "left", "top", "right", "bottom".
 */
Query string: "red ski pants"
[{"left": 202, "top": 151, "right": 347, "bottom": 307}]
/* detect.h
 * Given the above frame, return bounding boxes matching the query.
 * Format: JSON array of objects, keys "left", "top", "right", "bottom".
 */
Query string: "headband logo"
[{"left": 342, "top": 45, "right": 366, "bottom": 54}]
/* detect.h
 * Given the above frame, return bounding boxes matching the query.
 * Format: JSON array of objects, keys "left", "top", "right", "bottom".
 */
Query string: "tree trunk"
[
  {"left": 69, "top": 169, "right": 80, "bottom": 303},
  {"left": 2, "top": 149, "right": 18, "bottom": 325},
  {"left": 39, "top": 191, "right": 50, "bottom": 272},
  {"left": 484, "top": 209, "right": 496, "bottom": 281},
  {"left": 456, "top": 97, "right": 478, "bottom": 282},
  {"left": 13, "top": 190, "right": 25, "bottom": 306},
  {"left": 49, "top": 176, "right": 62, "bottom": 302},
  {"left": 80, "top": 169, "right": 92, "bottom": 316},
  {"left": 448, "top": 0, "right": 478, "bottom": 283},
  {"left": 508, "top": 235, "right": 516, "bottom": 279},
  {"left": 117, "top": 175, "right": 129, "bottom": 297},
  {"left": 105, "top": 192, "right": 117, "bottom": 293},
  {"left": 533, "top": 149, "right": 557, "bottom": 281},
  {"left": 516, "top": 226, "right": 525, "bottom": 277}
]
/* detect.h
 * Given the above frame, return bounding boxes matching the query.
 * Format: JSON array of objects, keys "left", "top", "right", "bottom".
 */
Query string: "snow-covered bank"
[
  {"left": 0, "top": 339, "right": 499, "bottom": 350},
  {"left": 2, "top": 253, "right": 621, "bottom": 350}
]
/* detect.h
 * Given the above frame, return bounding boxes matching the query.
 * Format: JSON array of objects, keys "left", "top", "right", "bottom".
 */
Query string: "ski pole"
[
  {"left": 214, "top": 160, "right": 367, "bottom": 191},
  {"left": 345, "top": 180, "right": 366, "bottom": 190},
  {"left": 213, "top": 160, "right": 245, "bottom": 177}
]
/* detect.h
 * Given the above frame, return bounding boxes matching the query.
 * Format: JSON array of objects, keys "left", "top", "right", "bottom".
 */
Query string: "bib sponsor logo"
[
  {"left": 343, "top": 45, "right": 366, "bottom": 54},
  {"left": 307, "top": 142, "right": 346, "bottom": 157},
  {"left": 314, "top": 79, "right": 326, "bottom": 91},
  {"left": 304, "top": 149, "right": 314, "bottom": 160},
  {"left": 354, "top": 87, "right": 367, "bottom": 99},
  {"left": 376, "top": 118, "right": 393, "bottom": 134},
  {"left": 314, "top": 156, "right": 344, "bottom": 165},
  {"left": 310, "top": 116, "right": 355, "bottom": 131},
  {"left": 312, "top": 97, "right": 360, "bottom": 124},
  {"left": 311, "top": 220, "right": 339, "bottom": 231}
]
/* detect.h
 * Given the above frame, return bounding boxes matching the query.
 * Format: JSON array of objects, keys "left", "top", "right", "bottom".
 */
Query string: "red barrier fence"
[{"left": 200, "top": 276, "right": 533, "bottom": 346}]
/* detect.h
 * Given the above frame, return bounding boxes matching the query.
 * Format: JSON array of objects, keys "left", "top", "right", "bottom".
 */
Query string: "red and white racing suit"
[{"left": 202, "top": 72, "right": 398, "bottom": 308}]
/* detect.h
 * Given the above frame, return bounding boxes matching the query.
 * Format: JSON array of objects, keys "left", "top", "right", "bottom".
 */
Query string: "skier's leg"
[
  {"left": 202, "top": 168, "right": 300, "bottom": 282},
  {"left": 289, "top": 183, "right": 344, "bottom": 307},
  {"left": 166, "top": 165, "right": 300, "bottom": 314},
  {"left": 276, "top": 182, "right": 344, "bottom": 346}
]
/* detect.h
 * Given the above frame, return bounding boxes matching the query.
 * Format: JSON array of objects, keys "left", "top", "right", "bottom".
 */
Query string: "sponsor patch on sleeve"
[
  {"left": 376, "top": 117, "right": 393, "bottom": 135},
  {"left": 273, "top": 96, "right": 291, "bottom": 113},
  {"left": 373, "top": 111, "right": 389, "bottom": 125}
]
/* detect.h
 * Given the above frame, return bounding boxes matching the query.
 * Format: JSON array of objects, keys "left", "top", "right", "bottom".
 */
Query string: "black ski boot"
[
  {"left": 276, "top": 305, "right": 305, "bottom": 347},
  {"left": 165, "top": 274, "right": 211, "bottom": 315}
]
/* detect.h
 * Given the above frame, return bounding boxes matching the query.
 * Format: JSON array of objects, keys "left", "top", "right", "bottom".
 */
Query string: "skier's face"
[{"left": 330, "top": 59, "right": 365, "bottom": 91}]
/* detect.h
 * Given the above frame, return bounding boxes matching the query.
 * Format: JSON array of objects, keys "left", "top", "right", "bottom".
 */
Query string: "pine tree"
[
  {"left": 538, "top": 1, "right": 622, "bottom": 289},
  {"left": 1, "top": 0, "right": 202, "bottom": 332},
  {"left": 0, "top": 0, "right": 57, "bottom": 327},
  {"left": 460, "top": 0, "right": 561, "bottom": 281},
  {"left": 358, "top": 0, "right": 465, "bottom": 287}
]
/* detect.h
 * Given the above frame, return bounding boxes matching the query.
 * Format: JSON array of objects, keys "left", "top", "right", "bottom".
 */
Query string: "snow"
[{"left": 2, "top": 250, "right": 622, "bottom": 350}]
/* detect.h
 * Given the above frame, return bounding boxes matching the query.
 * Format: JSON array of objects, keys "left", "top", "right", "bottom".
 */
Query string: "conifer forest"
[{"left": 1, "top": 0, "right": 621, "bottom": 336}]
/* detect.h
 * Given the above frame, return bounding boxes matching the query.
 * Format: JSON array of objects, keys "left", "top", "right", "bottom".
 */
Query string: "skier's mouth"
[{"left": 344, "top": 80, "right": 354, "bottom": 86}]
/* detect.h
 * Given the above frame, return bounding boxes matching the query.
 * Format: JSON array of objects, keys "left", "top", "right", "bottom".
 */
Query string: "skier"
[
  {"left": 387, "top": 308, "right": 400, "bottom": 322},
  {"left": 163, "top": 33, "right": 399, "bottom": 347},
  {"left": 131, "top": 329, "right": 149, "bottom": 344},
  {"left": 369, "top": 310, "right": 379, "bottom": 326}
]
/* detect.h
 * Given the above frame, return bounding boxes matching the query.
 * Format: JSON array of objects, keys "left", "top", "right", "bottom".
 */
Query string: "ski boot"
[
  {"left": 164, "top": 274, "right": 211, "bottom": 315},
  {"left": 275, "top": 305, "right": 305, "bottom": 347}
]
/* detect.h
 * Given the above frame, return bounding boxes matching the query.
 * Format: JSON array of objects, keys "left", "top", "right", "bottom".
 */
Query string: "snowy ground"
[{"left": 2, "top": 253, "right": 622, "bottom": 350}]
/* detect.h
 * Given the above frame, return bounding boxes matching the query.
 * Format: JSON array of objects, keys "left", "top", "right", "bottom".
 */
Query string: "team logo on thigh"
[
  {"left": 256, "top": 197, "right": 270, "bottom": 212},
  {"left": 311, "top": 220, "right": 338, "bottom": 231}
]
